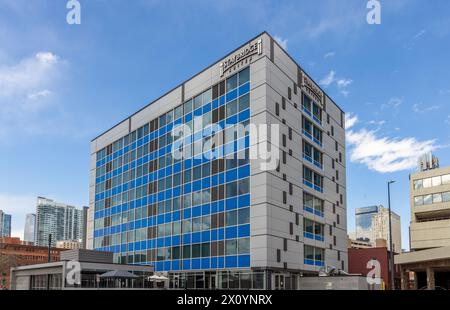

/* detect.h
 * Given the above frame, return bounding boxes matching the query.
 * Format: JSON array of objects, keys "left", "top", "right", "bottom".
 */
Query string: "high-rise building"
[
  {"left": 24, "top": 213, "right": 36, "bottom": 244},
  {"left": 396, "top": 154, "right": 450, "bottom": 290},
  {"left": 35, "top": 197, "right": 83, "bottom": 247},
  {"left": 355, "top": 205, "right": 402, "bottom": 254},
  {"left": 89, "top": 32, "right": 347, "bottom": 289},
  {"left": 0, "top": 210, "right": 12, "bottom": 237}
]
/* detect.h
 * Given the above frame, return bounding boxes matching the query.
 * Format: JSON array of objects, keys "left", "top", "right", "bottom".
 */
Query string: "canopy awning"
[{"left": 99, "top": 270, "right": 139, "bottom": 279}]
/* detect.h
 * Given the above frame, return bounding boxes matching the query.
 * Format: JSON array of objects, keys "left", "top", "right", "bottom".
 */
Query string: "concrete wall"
[{"left": 298, "top": 276, "right": 373, "bottom": 290}]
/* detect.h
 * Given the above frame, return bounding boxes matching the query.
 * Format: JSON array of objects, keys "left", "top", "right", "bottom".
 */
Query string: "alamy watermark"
[
  {"left": 171, "top": 117, "right": 279, "bottom": 172},
  {"left": 65, "top": 260, "right": 82, "bottom": 286},
  {"left": 367, "top": 0, "right": 381, "bottom": 25},
  {"left": 366, "top": 259, "right": 382, "bottom": 286},
  {"left": 67, "top": 0, "right": 81, "bottom": 25}
]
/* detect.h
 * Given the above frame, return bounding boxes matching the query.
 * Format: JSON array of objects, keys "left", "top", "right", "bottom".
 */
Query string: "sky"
[{"left": 1, "top": 0, "right": 449, "bottom": 250}]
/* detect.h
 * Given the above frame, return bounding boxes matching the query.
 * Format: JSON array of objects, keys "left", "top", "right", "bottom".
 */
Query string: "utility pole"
[
  {"left": 47, "top": 234, "right": 52, "bottom": 290},
  {"left": 388, "top": 181, "right": 396, "bottom": 290}
]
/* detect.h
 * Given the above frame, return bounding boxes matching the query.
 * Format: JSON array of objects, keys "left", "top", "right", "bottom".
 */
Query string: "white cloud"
[
  {"left": 345, "top": 113, "right": 358, "bottom": 129},
  {"left": 274, "top": 35, "right": 288, "bottom": 50},
  {"left": 320, "top": 71, "right": 353, "bottom": 96},
  {"left": 340, "top": 90, "right": 350, "bottom": 97},
  {"left": 446, "top": 115, "right": 450, "bottom": 125},
  {"left": 324, "top": 51, "right": 335, "bottom": 59},
  {"left": 0, "top": 193, "right": 36, "bottom": 239},
  {"left": 0, "top": 51, "right": 63, "bottom": 139},
  {"left": 367, "top": 120, "right": 386, "bottom": 127},
  {"left": 346, "top": 114, "right": 438, "bottom": 173},
  {"left": 412, "top": 103, "right": 439, "bottom": 113},
  {"left": 0, "top": 51, "right": 59, "bottom": 97},
  {"left": 382, "top": 97, "right": 403, "bottom": 110},
  {"left": 337, "top": 79, "right": 353, "bottom": 89},
  {"left": 35, "top": 52, "right": 58, "bottom": 64},
  {"left": 27, "top": 89, "right": 52, "bottom": 100},
  {"left": 413, "top": 29, "right": 427, "bottom": 39},
  {"left": 405, "top": 29, "right": 428, "bottom": 50},
  {"left": 320, "top": 70, "right": 336, "bottom": 86}
]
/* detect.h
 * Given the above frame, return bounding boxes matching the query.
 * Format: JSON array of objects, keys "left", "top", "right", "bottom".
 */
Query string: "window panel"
[
  {"left": 238, "top": 67, "right": 250, "bottom": 85},
  {"left": 226, "top": 239, "right": 238, "bottom": 255},
  {"left": 433, "top": 193, "right": 442, "bottom": 203},
  {"left": 442, "top": 175, "right": 450, "bottom": 185},
  {"left": 432, "top": 176, "right": 442, "bottom": 187},
  {"left": 226, "top": 74, "right": 238, "bottom": 91}
]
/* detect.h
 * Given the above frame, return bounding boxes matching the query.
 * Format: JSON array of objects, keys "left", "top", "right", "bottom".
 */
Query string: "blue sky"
[{"left": 1, "top": 0, "right": 449, "bottom": 250}]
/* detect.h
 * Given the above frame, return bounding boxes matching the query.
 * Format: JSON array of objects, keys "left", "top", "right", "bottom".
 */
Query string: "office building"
[
  {"left": 396, "top": 154, "right": 450, "bottom": 289},
  {"left": 36, "top": 197, "right": 83, "bottom": 247},
  {"left": 355, "top": 205, "right": 401, "bottom": 254},
  {"left": 0, "top": 210, "right": 12, "bottom": 237},
  {"left": 89, "top": 32, "right": 347, "bottom": 289},
  {"left": 24, "top": 213, "right": 36, "bottom": 244}
]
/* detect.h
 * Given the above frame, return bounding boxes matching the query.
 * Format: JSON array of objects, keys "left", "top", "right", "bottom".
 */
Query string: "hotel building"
[{"left": 88, "top": 32, "right": 348, "bottom": 289}]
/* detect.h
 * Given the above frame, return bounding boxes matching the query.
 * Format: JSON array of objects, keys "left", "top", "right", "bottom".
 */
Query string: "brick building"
[
  {"left": 0, "top": 237, "right": 62, "bottom": 289},
  {"left": 348, "top": 245, "right": 400, "bottom": 290}
]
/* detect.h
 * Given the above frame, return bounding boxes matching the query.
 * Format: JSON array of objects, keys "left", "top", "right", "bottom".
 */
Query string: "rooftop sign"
[
  {"left": 220, "top": 38, "right": 262, "bottom": 77},
  {"left": 301, "top": 72, "right": 324, "bottom": 106}
]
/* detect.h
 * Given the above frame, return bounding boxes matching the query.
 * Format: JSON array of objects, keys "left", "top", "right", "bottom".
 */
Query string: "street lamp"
[{"left": 387, "top": 180, "right": 396, "bottom": 290}]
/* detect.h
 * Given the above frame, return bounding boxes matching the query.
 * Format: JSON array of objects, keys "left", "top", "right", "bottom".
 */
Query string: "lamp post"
[{"left": 387, "top": 181, "right": 396, "bottom": 290}]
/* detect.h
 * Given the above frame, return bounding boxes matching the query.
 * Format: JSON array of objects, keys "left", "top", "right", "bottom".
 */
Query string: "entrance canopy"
[{"left": 99, "top": 270, "right": 139, "bottom": 279}]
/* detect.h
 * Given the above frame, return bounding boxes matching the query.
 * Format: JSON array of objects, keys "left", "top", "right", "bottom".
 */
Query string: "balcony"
[
  {"left": 303, "top": 205, "right": 324, "bottom": 218},
  {"left": 302, "top": 106, "right": 322, "bottom": 126},
  {"left": 303, "top": 179, "right": 323, "bottom": 193},
  {"left": 304, "top": 259, "right": 325, "bottom": 267},
  {"left": 303, "top": 153, "right": 323, "bottom": 170},
  {"left": 303, "top": 231, "right": 324, "bottom": 242}
]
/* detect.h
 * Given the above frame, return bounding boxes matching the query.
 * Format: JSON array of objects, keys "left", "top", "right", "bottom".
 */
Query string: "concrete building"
[
  {"left": 36, "top": 197, "right": 83, "bottom": 247},
  {"left": 9, "top": 249, "right": 155, "bottom": 290},
  {"left": 348, "top": 236, "right": 375, "bottom": 250},
  {"left": 89, "top": 32, "right": 347, "bottom": 289},
  {"left": 396, "top": 154, "right": 450, "bottom": 290},
  {"left": 24, "top": 213, "right": 36, "bottom": 244},
  {"left": 0, "top": 210, "right": 12, "bottom": 237},
  {"left": 56, "top": 240, "right": 82, "bottom": 250},
  {"left": 0, "top": 237, "right": 62, "bottom": 290},
  {"left": 355, "top": 205, "right": 401, "bottom": 254}
]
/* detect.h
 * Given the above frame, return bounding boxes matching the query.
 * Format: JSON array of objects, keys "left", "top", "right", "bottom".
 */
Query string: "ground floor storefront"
[{"left": 167, "top": 269, "right": 311, "bottom": 290}]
